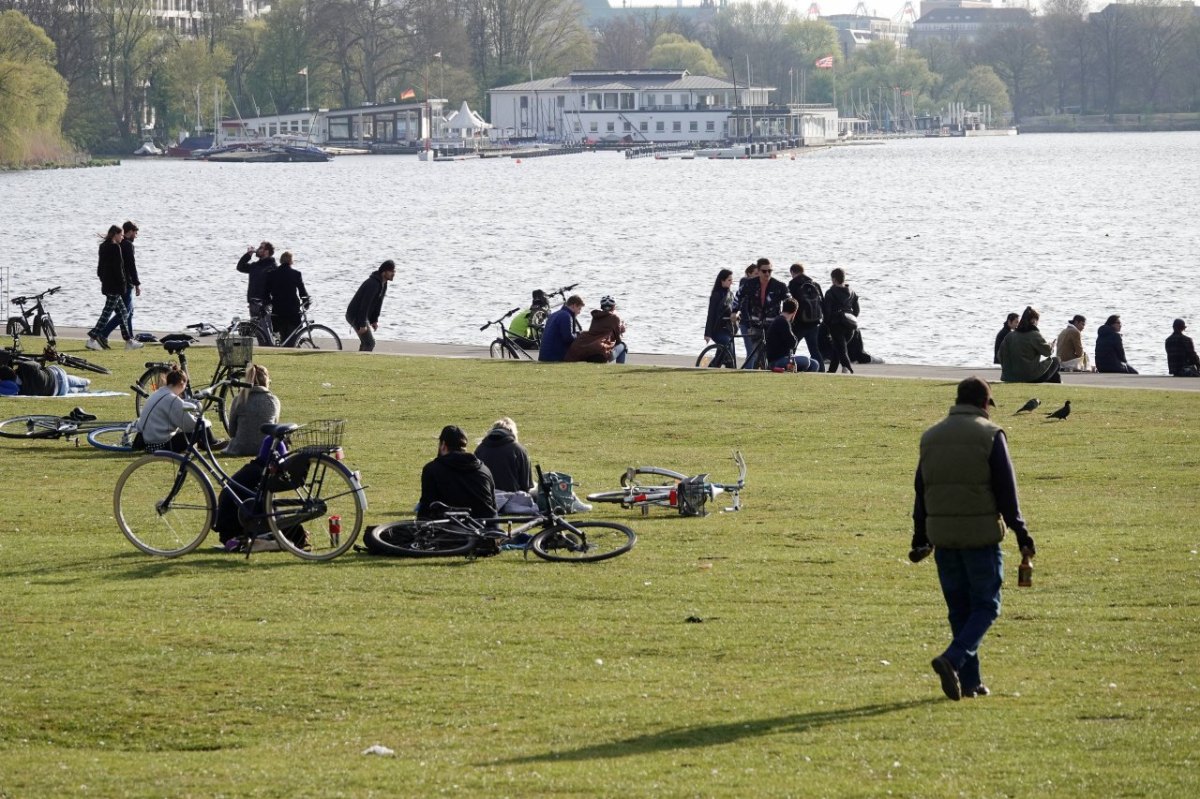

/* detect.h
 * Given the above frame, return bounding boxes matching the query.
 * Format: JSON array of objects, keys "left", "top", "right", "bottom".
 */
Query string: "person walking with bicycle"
[
  {"left": 344, "top": 260, "right": 395, "bottom": 352},
  {"left": 98, "top": 221, "right": 142, "bottom": 344},
  {"left": 87, "top": 225, "right": 142, "bottom": 351},
  {"left": 236, "top": 241, "right": 278, "bottom": 319},
  {"left": 734, "top": 258, "right": 788, "bottom": 370},
  {"left": 266, "top": 252, "right": 310, "bottom": 343}
]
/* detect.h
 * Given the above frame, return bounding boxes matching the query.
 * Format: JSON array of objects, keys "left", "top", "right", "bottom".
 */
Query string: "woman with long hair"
[
  {"left": 87, "top": 225, "right": 141, "bottom": 351},
  {"left": 998, "top": 306, "right": 1061, "bottom": 383},
  {"left": 225, "top": 363, "right": 282, "bottom": 456},
  {"left": 704, "top": 268, "right": 736, "bottom": 367}
]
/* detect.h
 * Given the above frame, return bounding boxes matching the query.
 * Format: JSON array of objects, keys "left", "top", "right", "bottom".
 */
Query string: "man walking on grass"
[{"left": 911, "top": 376, "right": 1036, "bottom": 701}]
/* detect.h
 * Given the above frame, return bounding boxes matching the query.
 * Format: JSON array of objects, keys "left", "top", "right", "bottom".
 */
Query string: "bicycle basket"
[
  {"left": 216, "top": 334, "right": 254, "bottom": 368},
  {"left": 676, "top": 476, "right": 711, "bottom": 517},
  {"left": 289, "top": 419, "right": 346, "bottom": 453}
]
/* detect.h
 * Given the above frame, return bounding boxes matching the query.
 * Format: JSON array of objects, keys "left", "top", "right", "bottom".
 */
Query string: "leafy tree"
[
  {"left": 249, "top": 0, "right": 312, "bottom": 113},
  {"left": 646, "top": 33, "right": 724, "bottom": 77},
  {"left": 781, "top": 19, "right": 838, "bottom": 104},
  {"left": 155, "top": 38, "right": 233, "bottom": 136},
  {"left": 0, "top": 10, "right": 70, "bottom": 164},
  {"left": 95, "top": 0, "right": 171, "bottom": 147},
  {"left": 944, "top": 64, "right": 1011, "bottom": 118}
]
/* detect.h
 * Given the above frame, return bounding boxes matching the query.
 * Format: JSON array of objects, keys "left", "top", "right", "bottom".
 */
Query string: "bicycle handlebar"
[
  {"left": 9, "top": 286, "right": 61, "bottom": 305},
  {"left": 480, "top": 307, "right": 522, "bottom": 330}
]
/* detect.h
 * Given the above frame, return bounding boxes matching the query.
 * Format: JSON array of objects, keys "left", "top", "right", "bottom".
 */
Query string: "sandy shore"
[{"left": 52, "top": 326, "right": 1199, "bottom": 393}]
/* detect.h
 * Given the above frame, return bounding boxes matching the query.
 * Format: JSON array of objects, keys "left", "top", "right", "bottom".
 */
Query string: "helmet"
[{"left": 600, "top": 295, "right": 616, "bottom": 310}]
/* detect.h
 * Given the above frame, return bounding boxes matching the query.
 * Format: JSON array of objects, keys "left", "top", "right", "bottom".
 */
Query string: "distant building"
[
  {"left": 5, "top": 1, "right": 271, "bottom": 37},
  {"left": 910, "top": 7, "right": 1034, "bottom": 46},
  {"left": 823, "top": 13, "right": 909, "bottom": 56},
  {"left": 578, "top": 0, "right": 724, "bottom": 26},
  {"left": 487, "top": 69, "right": 837, "bottom": 144}
]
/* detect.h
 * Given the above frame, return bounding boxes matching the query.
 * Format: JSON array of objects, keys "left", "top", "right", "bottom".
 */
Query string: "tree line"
[{"left": 2, "top": 0, "right": 1197, "bottom": 157}]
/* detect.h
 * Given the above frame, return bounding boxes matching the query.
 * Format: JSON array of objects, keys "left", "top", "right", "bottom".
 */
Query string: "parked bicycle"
[
  {"left": 364, "top": 466, "right": 635, "bottom": 562},
  {"left": 482, "top": 307, "right": 535, "bottom": 360},
  {"left": 236, "top": 300, "right": 342, "bottom": 350},
  {"left": 695, "top": 330, "right": 767, "bottom": 370},
  {"left": 113, "top": 407, "right": 367, "bottom": 561},
  {"left": 5, "top": 285, "right": 61, "bottom": 345},
  {"left": 586, "top": 451, "right": 747, "bottom": 516},
  {"left": 131, "top": 332, "right": 248, "bottom": 432},
  {"left": 0, "top": 406, "right": 127, "bottom": 442}
]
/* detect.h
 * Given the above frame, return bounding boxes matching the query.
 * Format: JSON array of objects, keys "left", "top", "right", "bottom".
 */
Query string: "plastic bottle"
[{"left": 1018, "top": 553, "right": 1033, "bottom": 588}]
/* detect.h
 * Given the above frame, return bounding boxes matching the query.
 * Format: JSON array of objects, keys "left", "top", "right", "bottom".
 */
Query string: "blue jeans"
[
  {"left": 769, "top": 354, "right": 820, "bottom": 372},
  {"left": 99, "top": 288, "right": 134, "bottom": 339},
  {"left": 709, "top": 331, "right": 735, "bottom": 368},
  {"left": 612, "top": 342, "right": 627, "bottom": 364},
  {"left": 935, "top": 545, "right": 1003, "bottom": 691},
  {"left": 794, "top": 323, "right": 824, "bottom": 372}
]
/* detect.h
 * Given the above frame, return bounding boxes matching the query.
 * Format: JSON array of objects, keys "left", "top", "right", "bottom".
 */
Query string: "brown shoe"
[{"left": 931, "top": 655, "right": 962, "bottom": 701}]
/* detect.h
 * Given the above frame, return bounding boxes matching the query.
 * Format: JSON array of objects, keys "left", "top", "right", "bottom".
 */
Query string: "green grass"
[{"left": 2, "top": 347, "right": 1198, "bottom": 797}]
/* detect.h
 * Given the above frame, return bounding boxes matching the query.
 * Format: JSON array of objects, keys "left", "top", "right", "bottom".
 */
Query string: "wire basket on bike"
[
  {"left": 216, "top": 333, "right": 254, "bottom": 368},
  {"left": 290, "top": 419, "right": 346, "bottom": 452}
]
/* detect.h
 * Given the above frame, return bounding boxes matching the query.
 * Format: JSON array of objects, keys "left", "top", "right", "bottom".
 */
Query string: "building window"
[
  {"left": 589, "top": 122, "right": 598, "bottom": 132},
  {"left": 623, "top": 122, "right": 631, "bottom": 132},
  {"left": 574, "top": 121, "right": 582, "bottom": 132},
  {"left": 603, "top": 92, "right": 618, "bottom": 109},
  {"left": 672, "top": 121, "right": 681, "bottom": 132},
  {"left": 639, "top": 121, "right": 648, "bottom": 131},
  {"left": 656, "top": 121, "right": 665, "bottom": 132},
  {"left": 620, "top": 92, "right": 635, "bottom": 110},
  {"left": 588, "top": 93, "right": 601, "bottom": 110},
  {"left": 663, "top": 94, "right": 672, "bottom": 106},
  {"left": 689, "top": 121, "right": 698, "bottom": 132},
  {"left": 706, "top": 120, "right": 715, "bottom": 132},
  {"left": 520, "top": 96, "right": 528, "bottom": 109},
  {"left": 645, "top": 93, "right": 656, "bottom": 107},
  {"left": 606, "top": 122, "right": 615, "bottom": 132},
  {"left": 556, "top": 95, "right": 565, "bottom": 108}
]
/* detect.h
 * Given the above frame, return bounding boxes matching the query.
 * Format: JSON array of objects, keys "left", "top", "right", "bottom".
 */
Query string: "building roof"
[
  {"left": 491, "top": 70, "right": 741, "bottom": 93},
  {"left": 916, "top": 8, "right": 1035, "bottom": 24}
]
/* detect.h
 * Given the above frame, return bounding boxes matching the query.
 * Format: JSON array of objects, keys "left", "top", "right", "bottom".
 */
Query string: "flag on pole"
[
  {"left": 298, "top": 67, "right": 308, "bottom": 76},
  {"left": 814, "top": 56, "right": 833, "bottom": 69},
  {"left": 400, "top": 88, "right": 416, "bottom": 100}
]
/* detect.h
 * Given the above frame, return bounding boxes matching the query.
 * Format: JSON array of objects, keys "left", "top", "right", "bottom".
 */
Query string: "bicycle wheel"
[
  {"left": 293, "top": 324, "right": 342, "bottom": 350},
  {"left": 87, "top": 423, "right": 139, "bottom": 452},
  {"left": 264, "top": 452, "right": 366, "bottom": 561},
  {"left": 364, "top": 520, "right": 477, "bottom": 557},
  {"left": 695, "top": 343, "right": 735, "bottom": 369},
  {"left": 58, "top": 353, "right": 111, "bottom": 375},
  {"left": 531, "top": 520, "right": 636, "bottom": 563},
  {"left": 41, "top": 316, "right": 57, "bottom": 342},
  {"left": 114, "top": 453, "right": 215, "bottom": 557},
  {"left": 745, "top": 341, "right": 768, "bottom": 370},
  {"left": 0, "top": 414, "right": 70, "bottom": 439},
  {"left": 134, "top": 366, "right": 173, "bottom": 417},
  {"left": 489, "top": 339, "right": 520, "bottom": 359},
  {"left": 237, "top": 320, "right": 273, "bottom": 347}
]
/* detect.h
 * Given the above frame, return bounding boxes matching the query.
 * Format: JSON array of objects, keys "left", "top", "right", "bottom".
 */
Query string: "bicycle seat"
[
  {"left": 68, "top": 407, "right": 96, "bottom": 422},
  {"left": 261, "top": 423, "right": 301, "bottom": 437},
  {"left": 10, "top": 296, "right": 27, "bottom": 305},
  {"left": 159, "top": 333, "right": 194, "bottom": 354}
]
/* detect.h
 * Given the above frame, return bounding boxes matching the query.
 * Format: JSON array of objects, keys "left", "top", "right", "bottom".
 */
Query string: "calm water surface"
[{"left": 2, "top": 132, "right": 1197, "bottom": 371}]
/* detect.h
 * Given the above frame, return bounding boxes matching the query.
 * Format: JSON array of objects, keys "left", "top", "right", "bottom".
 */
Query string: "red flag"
[
  {"left": 400, "top": 89, "right": 416, "bottom": 100},
  {"left": 815, "top": 56, "right": 834, "bottom": 69}
]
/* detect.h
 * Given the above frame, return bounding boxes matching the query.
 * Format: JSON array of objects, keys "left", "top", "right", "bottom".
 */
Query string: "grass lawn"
[{"left": 2, "top": 347, "right": 1198, "bottom": 797}]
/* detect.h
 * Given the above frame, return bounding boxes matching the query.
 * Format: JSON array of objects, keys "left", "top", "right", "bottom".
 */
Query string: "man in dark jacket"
[
  {"left": 1165, "top": 318, "right": 1200, "bottom": 377},
  {"left": 765, "top": 298, "right": 819, "bottom": 371},
  {"left": 344, "top": 260, "right": 395, "bottom": 352},
  {"left": 236, "top": 241, "right": 278, "bottom": 318},
  {"left": 912, "top": 376, "right": 1036, "bottom": 701},
  {"left": 734, "top": 258, "right": 789, "bottom": 370},
  {"left": 87, "top": 225, "right": 140, "bottom": 350},
  {"left": 787, "top": 263, "right": 825, "bottom": 371},
  {"left": 537, "top": 295, "right": 584, "bottom": 362},
  {"left": 265, "top": 251, "right": 310, "bottom": 343},
  {"left": 474, "top": 417, "right": 533, "bottom": 493},
  {"left": 99, "top": 221, "right": 142, "bottom": 342},
  {"left": 418, "top": 425, "right": 497, "bottom": 520},
  {"left": 1095, "top": 314, "right": 1137, "bottom": 374}
]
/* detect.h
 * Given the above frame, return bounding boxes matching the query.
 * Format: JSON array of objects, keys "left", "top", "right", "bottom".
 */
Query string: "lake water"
[{"left": 2, "top": 131, "right": 1197, "bottom": 372}]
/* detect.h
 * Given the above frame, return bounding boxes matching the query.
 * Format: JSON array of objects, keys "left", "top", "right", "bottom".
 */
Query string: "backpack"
[
  {"left": 536, "top": 471, "right": 578, "bottom": 514},
  {"left": 796, "top": 280, "right": 823, "bottom": 325}
]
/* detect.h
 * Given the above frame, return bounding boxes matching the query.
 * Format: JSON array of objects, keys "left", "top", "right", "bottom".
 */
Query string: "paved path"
[{"left": 53, "top": 326, "right": 1198, "bottom": 393}]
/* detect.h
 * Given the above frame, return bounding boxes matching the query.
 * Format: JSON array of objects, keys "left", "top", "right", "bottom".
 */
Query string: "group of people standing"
[
  {"left": 705, "top": 259, "right": 871, "bottom": 373},
  {"left": 995, "top": 307, "right": 1199, "bottom": 382}
]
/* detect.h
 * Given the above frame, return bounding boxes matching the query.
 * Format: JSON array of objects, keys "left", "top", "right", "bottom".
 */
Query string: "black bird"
[
  {"left": 1046, "top": 400, "right": 1072, "bottom": 420},
  {"left": 1014, "top": 398, "right": 1040, "bottom": 415}
]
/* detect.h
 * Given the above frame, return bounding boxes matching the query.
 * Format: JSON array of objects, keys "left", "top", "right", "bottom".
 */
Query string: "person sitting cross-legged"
[
  {"left": 765, "top": 298, "right": 820, "bottom": 373},
  {"left": 417, "top": 425, "right": 497, "bottom": 520}
]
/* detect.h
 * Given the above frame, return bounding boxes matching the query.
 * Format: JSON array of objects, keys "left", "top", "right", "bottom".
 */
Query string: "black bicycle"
[
  {"left": 132, "top": 333, "right": 246, "bottom": 433},
  {"left": 482, "top": 307, "right": 535, "bottom": 360},
  {"left": 695, "top": 330, "right": 767, "bottom": 370},
  {"left": 237, "top": 301, "right": 342, "bottom": 350},
  {"left": 6, "top": 285, "right": 61, "bottom": 345},
  {"left": 0, "top": 407, "right": 125, "bottom": 441}
]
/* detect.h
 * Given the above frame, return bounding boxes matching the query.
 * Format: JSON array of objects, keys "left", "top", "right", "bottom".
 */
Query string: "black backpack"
[{"left": 796, "top": 280, "right": 823, "bottom": 325}]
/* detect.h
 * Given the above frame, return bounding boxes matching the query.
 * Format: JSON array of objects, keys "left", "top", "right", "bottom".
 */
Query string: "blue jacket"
[{"left": 538, "top": 306, "right": 577, "bottom": 362}]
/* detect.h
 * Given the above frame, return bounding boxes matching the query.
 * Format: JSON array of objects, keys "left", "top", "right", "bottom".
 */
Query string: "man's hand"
[
  {"left": 135, "top": 286, "right": 142, "bottom": 297},
  {"left": 1018, "top": 535, "right": 1036, "bottom": 558},
  {"left": 371, "top": 323, "right": 378, "bottom": 331},
  {"left": 908, "top": 545, "right": 933, "bottom": 563}
]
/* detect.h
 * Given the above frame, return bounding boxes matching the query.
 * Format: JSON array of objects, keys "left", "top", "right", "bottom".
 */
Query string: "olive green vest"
[{"left": 919, "top": 405, "right": 1006, "bottom": 549}]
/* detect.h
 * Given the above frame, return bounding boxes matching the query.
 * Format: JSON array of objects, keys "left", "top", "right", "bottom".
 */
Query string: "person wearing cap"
[
  {"left": 1095, "top": 314, "right": 1138, "bottom": 374},
  {"left": 566, "top": 294, "right": 627, "bottom": 364},
  {"left": 345, "top": 260, "right": 396, "bottom": 352},
  {"left": 1055, "top": 314, "right": 1091, "bottom": 372},
  {"left": 911, "top": 376, "right": 1035, "bottom": 702},
  {"left": 98, "top": 221, "right": 141, "bottom": 343},
  {"left": 416, "top": 425, "right": 497, "bottom": 520},
  {"left": 538, "top": 295, "right": 584, "bottom": 363},
  {"left": 1165, "top": 319, "right": 1200, "bottom": 377}
]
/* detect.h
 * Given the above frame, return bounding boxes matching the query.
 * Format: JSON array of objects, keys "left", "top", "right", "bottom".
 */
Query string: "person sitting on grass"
[
  {"left": 134, "top": 368, "right": 226, "bottom": 453},
  {"left": 0, "top": 348, "right": 91, "bottom": 396},
  {"left": 224, "top": 363, "right": 281, "bottom": 456},
  {"left": 766, "top": 298, "right": 820, "bottom": 372},
  {"left": 417, "top": 425, "right": 497, "bottom": 520}
]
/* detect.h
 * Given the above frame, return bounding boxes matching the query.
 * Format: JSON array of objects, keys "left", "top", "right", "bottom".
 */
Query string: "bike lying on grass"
[
  {"left": 0, "top": 407, "right": 127, "bottom": 443},
  {"left": 363, "top": 467, "right": 635, "bottom": 562},
  {"left": 586, "top": 451, "right": 747, "bottom": 516},
  {"left": 113, "top": 401, "right": 367, "bottom": 560}
]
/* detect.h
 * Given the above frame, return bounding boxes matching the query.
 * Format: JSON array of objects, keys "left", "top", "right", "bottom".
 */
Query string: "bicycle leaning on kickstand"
[
  {"left": 482, "top": 307, "right": 536, "bottom": 360},
  {"left": 131, "top": 332, "right": 249, "bottom": 433}
]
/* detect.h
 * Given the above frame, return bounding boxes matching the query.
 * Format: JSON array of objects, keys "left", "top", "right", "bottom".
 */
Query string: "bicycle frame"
[
  {"left": 481, "top": 307, "right": 535, "bottom": 360},
  {"left": 6, "top": 286, "right": 60, "bottom": 343},
  {"left": 597, "top": 451, "right": 747, "bottom": 514}
]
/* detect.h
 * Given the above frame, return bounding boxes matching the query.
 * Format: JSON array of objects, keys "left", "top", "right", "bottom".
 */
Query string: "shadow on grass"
[{"left": 489, "top": 698, "right": 938, "bottom": 765}]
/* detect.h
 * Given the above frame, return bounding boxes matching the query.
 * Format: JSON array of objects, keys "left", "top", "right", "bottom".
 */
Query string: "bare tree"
[
  {"left": 1127, "top": 0, "right": 1191, "bottom": 111},
  {"left": 594, "top": 15, "right": 649, "bottom": 69},
  {"left": 1088, "top": 4, "right": 1130, "bottom": 118},
  {"left": 468, "top": 0, "right": 592, "bottom": 86},
  {"left": 982, "top": 24, "right": 1050, "bottom": 123},
  {"left": 95, "top": 0, "right": 172, "bottom": 144},
  {"left": 1041, "top": 0, "right": 1090, "bottom": 113}
]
